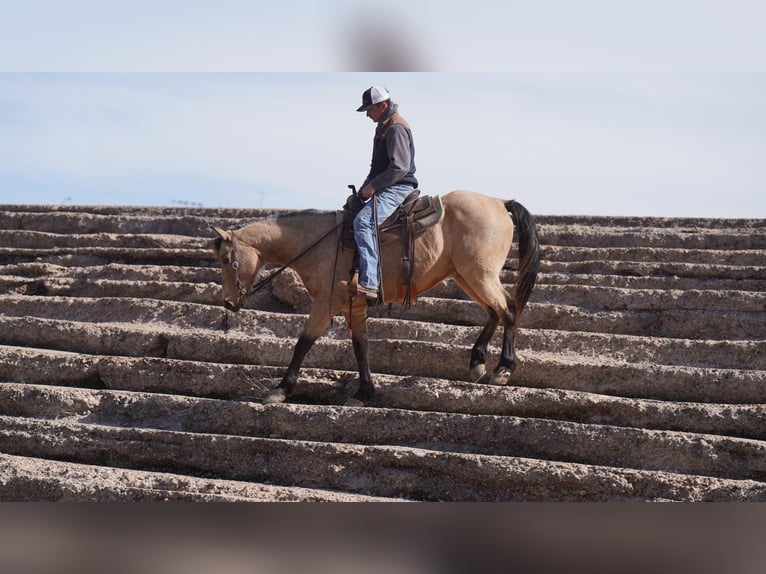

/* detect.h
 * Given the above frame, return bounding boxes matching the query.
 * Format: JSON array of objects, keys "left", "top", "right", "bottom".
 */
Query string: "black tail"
[{"left": 505, "top": 200, "right": 540, "bottom": 317}]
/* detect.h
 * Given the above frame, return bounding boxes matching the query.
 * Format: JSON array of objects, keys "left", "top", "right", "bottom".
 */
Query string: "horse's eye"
[{"left": 222, "top": 257, "right": 230, "bottom": 264}]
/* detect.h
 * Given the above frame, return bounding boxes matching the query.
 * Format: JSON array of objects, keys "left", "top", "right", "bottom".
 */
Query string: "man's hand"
[{"left": 360, "top": 185, "right": 375, "bottom": 200}]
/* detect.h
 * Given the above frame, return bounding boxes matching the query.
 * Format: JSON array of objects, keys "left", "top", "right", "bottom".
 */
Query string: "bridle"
[{"left": 228, "top": 236, "right": 249, "bottom": 298}]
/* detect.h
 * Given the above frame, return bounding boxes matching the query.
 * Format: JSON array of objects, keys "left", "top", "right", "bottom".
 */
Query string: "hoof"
[
  {"left": 344, "top": 398, "right": 365, "bottom": 408},
  {"left": 263, "top": 388, "right": 287, "bottom": 404},
  {"left": 489, "top": 368, "right": 512, "bottom": 386},
  {"left": 470, "top": 364, "right": 487, "bottom": 384}
]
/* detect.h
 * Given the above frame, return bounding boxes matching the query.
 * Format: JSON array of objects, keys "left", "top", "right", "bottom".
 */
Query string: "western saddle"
[{"left": 342, "top": 189, "right": 444, "bottom": 307}]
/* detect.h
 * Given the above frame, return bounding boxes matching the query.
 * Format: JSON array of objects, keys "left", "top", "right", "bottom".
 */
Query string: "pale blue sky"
[{"left": 1, "top": 1, "right": 764, "bottom": 217}]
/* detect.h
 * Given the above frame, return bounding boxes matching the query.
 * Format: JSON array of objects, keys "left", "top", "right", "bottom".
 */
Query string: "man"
[{"left": 349, "top": 86, "right": 418, "bottom": 301}]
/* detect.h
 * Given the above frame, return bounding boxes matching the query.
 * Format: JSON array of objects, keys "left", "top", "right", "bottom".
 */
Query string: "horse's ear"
[{"left": 210, "top": 225, "right": 232, "bottom": 242}]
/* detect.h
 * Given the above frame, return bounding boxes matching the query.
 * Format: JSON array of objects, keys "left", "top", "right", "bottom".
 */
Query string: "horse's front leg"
[
  {"left": 263, "top": 307, "right": 332, "bottom": 404},
  {"left": 346, "top": 296, "right": 374, "bottom": 406},
  {"left": 262, "top": 334, "right": 316, "bottom": 403}
]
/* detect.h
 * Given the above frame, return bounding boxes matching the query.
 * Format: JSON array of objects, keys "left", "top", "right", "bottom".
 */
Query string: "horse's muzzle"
[{"left": 224, "top": 300, "right": 241, "bottom": 312}]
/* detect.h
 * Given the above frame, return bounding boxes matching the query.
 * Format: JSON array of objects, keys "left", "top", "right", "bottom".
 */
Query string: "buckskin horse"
[{"left": 211, "top": 190, "right": 540, "bottom": 406}]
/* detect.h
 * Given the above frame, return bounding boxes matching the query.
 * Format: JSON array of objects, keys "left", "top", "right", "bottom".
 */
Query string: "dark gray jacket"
[{"left": 362, "top": 102, "right": 418, "bottom": 191}]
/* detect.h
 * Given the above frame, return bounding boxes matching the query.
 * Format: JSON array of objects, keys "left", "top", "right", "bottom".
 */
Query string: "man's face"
[{"left": 366, "top": 102, "right": 387, "bottom": 122}]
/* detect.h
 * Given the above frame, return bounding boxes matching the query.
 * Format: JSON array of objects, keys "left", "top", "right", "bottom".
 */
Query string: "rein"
[{"left": 230, "top": 220, "right": 343, "bottom": 297}]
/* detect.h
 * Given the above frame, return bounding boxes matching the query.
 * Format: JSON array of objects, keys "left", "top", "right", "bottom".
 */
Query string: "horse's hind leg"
[
  {"left": 494, "top": 292, "right": 519, "bottom": 385},
  {"left": 469, "top": 310, "right": 500, "bottom": 383},
  {"left": 454, "top": 275, "right": 500, "bottom": 383},
  {"left": 455, "top": 273, "right": 518, "bottom": 386}
]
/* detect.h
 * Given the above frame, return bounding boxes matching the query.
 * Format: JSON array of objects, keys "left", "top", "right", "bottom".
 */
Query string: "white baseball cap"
[{"left": 356, "top": 86, "right": 391, "bottom": 112}]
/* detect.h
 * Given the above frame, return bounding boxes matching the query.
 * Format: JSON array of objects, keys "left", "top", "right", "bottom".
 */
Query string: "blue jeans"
[{"left": 353, "top": 184, "right": 414, "bottom": 291}]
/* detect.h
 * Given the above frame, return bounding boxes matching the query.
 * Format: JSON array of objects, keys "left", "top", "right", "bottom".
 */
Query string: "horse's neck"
[{"left": 238, "top": 212, "right": 333, "bottom": 264}]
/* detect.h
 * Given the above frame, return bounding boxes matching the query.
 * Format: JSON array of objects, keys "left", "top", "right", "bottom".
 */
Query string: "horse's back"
[
  {"left": 440, "top": 190, "right": 515, "bottom": 271},
  {"left": 442, "top": 189, "right": 514, "bottom": 235}
]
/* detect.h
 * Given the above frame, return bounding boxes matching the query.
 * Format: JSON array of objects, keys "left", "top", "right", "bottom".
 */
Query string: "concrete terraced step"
[
  {"left": 541, "top": 245, "right": 764, "bottom": 267},
  {"left": 1, "top": 349, "right": 764, "bottom": 437},
  {"left": 538, "top": 224, "right": 766, "bottom": 250},
  {"left": 0, "top": 453, "right": 391, "bottom": 501},
  {"left": 21, "top": 218, "right": 756, "bottom": 249},
  {"left": 0, "top": 246, "right": 213, "bottom": 267},
  {"left": 542, "top": 259, "right": 766, "bottom": 281},
  {"left": 0, "top": 205, "right": 285, "bottom": 233},
  {"left": 4, "top": 224, "right": 765, "bottom": 261},
  {"left": 1, "top": 414, "right": 764, "bottom": 501},
  {"left": 0, "top": 230, "right": 204, "bottom": 250},
  {"left": 537, "top": 214, "right": 766, "bottom": 229},
  {"left": 0, "top": 276, "right": 222, "bottom": 306},
  {"left": 1, "top": 262, "right": 220, "bottom": 283},
  {"left": 538, "top": 271, "right": 766, "bottom": 293},
  {"left": 3, "top": 241, "right": 764, "bottom": 291},
  {"left": 8, "top": 259, "right": 763, "bottom": 295},
  {"left": 4, "top": 204, "right": 765, "bottom": 233},
  {"left": 3, "top": 275, "right": 763, "bottom": 341},
  {"left": 2, "top": 382, "right": 766, "bottom": 475},
  {"left": 1, "top": 296, "right": 764, "bottom": 372},
  {"left": 3, "top": 239, "right": 762, "bottom": 269},
  {"left": 2, "top": 313, "right": 765, "bottom": 395},
  {"left": 0, "top": 312, "right": 763, "bottom": 405},
  {"left": 4, "top": 270, "right": 763, "bottom": 314}
]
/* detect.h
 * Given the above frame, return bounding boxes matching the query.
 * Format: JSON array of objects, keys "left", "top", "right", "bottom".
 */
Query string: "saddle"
[
  {"left": 379, "top": 190, "right": 443, "bottom": 243},
  {"left": 341, "top": 189, "right": 444, "bottom": 307}
]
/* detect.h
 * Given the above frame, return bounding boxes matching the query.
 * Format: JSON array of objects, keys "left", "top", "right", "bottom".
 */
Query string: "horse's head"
[{"left": 210, "top": 226, "right": 260, "bottom": 312}]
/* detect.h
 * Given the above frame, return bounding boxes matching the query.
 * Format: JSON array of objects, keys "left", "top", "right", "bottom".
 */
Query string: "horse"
[{"left": 210, "top": 189, "right": 540, "bottom": 406}]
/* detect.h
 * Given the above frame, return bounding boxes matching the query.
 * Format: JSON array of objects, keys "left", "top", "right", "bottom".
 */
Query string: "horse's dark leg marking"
[
  {"left": 495, "top": 301, "right": 516, "bottom": 374},
  {"left": 276, "top": 334, "right": 317, "bottom": 397},
  {"left": 454, "top": 273, "right": 500, "bottom": 383},
  {"left": 351, "top": 332, "right": 374, "bottom": 401},
  {"left": 264, "top": 306, "right": 335, "bottom": 404},
  {"left": 469, "top": 309, "right": 500, "bottom": 382},
  {"left": 491, "top": 295, "right": 518, "bottom": 384},
  {"left": 349, "top": 304, "right": 374, "bottom": 402}
]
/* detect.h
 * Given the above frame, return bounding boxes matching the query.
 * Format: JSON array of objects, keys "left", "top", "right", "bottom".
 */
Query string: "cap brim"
[{"left": 356, "top": 104, "right": 372, "bottom": 112}]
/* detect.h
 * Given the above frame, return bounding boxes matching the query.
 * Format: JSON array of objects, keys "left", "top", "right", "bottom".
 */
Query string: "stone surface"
[{"left": 1, "top": 205, "right": 765, "bottom": 501}]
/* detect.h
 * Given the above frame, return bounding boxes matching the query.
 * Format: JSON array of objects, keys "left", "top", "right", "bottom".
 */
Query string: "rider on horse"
[{"left": 344, "top": 86, "right": 418, "bottom": 302}]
